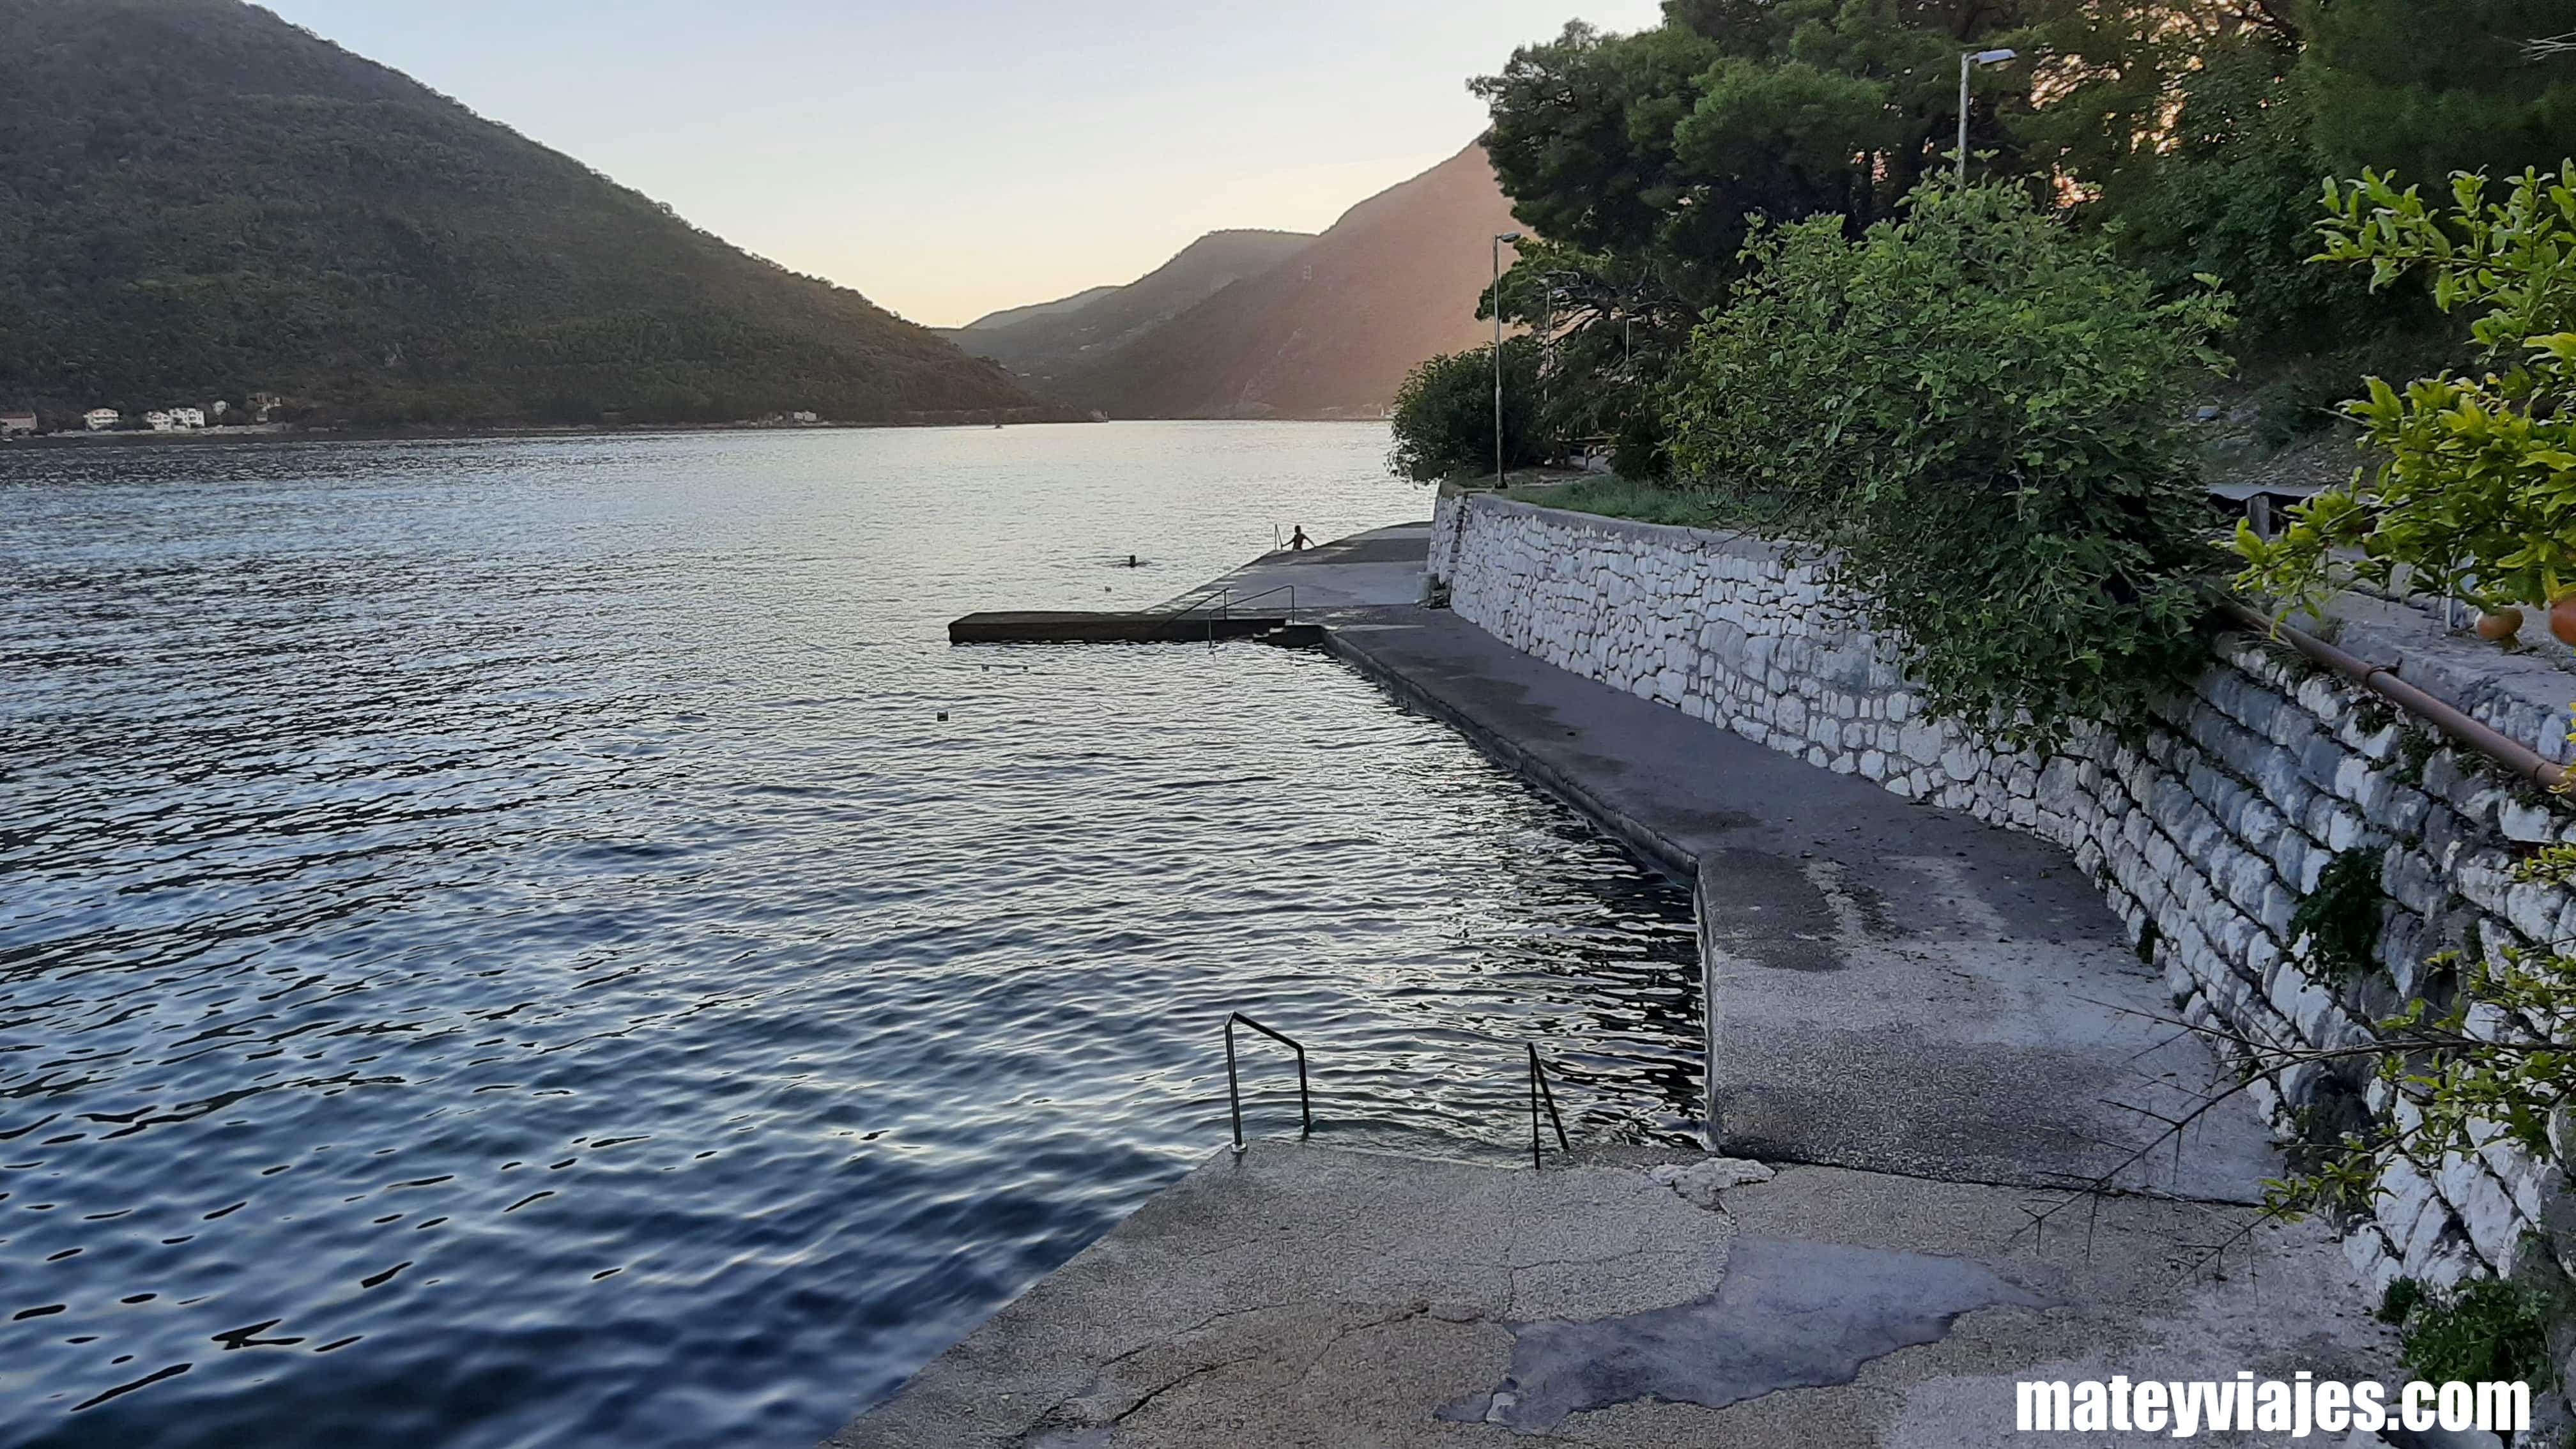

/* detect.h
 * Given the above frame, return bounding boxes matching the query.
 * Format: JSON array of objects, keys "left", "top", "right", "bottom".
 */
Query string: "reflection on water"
[{"left": 0, "top": 424, "right": 1699, "bottom": 1449}]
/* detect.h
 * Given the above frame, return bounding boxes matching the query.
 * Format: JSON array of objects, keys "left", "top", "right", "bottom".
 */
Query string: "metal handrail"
[
  {"left": 2220, "top": 598, "right": 2569, "bottom": 793},
  {"left": 1163, "top": 587, "right": 1231, "bottom": 622},
  {"left": 1225, "top": 1012, "right": 1312, "bottom": 1153},
  {"left": 1526, "top": 1045, "right": 1570, "bottom": 1169},
  {"left": 1224, "top": 584, "right": 1298, "bottom": 623}
]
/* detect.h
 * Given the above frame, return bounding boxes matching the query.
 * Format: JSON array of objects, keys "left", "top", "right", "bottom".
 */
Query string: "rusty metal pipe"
[{"left": 2217, "top": 598, "right": 2568, "bottom": 793}]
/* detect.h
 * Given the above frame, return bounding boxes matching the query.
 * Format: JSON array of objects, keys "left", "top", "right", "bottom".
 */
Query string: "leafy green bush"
[
  {"left": 1609, "top": 406, "right": 1671, "bottom": 482},
  {"left": 1662, "top": 181, "right": 2233, "bottom": 746},
  {"left": 1387, "top": 338, "right": 1549, "bottom": 483},
  {"left": 2380, "top": 1275, "right": 2556, "bottom": 1389},
  {"left": 2235, "top": 166, "right": 2576, "bottom": 618}
]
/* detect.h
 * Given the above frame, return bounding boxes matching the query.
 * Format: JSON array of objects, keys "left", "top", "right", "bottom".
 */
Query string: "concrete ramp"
[
  {"left": 1324, "top": 607, "right": 2278, "bottom": 1202},
  {"left": 1695, "top": 849, "right": 2279, "bottom": 1201}
]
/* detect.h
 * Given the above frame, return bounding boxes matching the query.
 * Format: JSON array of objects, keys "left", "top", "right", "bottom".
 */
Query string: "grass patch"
[{"left": 1502, "top": 476, "right": 1797, "bottom": 534}]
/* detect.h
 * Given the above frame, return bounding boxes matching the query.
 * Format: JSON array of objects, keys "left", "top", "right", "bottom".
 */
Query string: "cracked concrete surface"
[
  {"left": 824, "top": 1145, "right": 2400, "bottom": 1448},
  {"left": 1438, "top": 1236, "right": 2050, "bottom": 1432}
]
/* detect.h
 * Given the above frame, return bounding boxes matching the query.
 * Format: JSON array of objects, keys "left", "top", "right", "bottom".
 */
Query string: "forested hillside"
[{"left": 0, "top": 0, "right": 1045, "bottom": 427}]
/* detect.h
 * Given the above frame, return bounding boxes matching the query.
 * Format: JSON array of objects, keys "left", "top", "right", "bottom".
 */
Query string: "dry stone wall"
[{"left": 1432, "top": 491, "right": 2576, "bottom": 1335}]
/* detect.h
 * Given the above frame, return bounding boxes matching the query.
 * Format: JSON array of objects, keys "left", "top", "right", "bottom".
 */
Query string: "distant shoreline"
[
  {"left": 0, "top": 413, "right": 1406, "bottom": 452},
  {"left": 0, "top": 415, "right": 1112, "bottom": 452}
]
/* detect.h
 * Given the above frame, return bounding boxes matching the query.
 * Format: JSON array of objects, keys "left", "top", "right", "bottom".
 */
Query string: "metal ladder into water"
[{"left": 1222, "top": 1011, "right": 1571, "bottom": 1169}]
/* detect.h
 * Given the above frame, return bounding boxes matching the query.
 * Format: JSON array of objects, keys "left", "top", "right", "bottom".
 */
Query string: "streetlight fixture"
[
  {"left": 1957, "top": 48, "right": 2018, "bottom": 185},
  {"left": 1492, "top": 231, "right": 1522, "bottom": 488}
]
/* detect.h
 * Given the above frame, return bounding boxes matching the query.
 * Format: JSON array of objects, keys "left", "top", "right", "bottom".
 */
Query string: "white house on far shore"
[
  {"left": 144, "top": 410, "right": 176, "bottom": 432},
  {"left": 0, "top": 413, "right": 36, "bottom": 436},
  {"left": 172, "top": 407, "right": 206, "bottom": 429},
  {"left": 84, "top": 408, "right": 119, "bottom": 431}
]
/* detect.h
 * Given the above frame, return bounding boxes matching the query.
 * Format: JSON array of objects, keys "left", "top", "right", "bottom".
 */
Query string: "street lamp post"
[
  {"left": 1492, "top": 231, "right": 1522, "bottom": 488},
  {"left": 1957, "top": 48, "right": 2018, "bottom": 185}
]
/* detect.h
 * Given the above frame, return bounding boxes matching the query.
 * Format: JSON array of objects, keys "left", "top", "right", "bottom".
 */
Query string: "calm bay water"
[{"left": 0, "top": 422, "right": 1699, "bottom": 1449}]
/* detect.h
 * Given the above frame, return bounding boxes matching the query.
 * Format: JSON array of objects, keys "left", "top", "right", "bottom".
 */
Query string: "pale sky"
[{"left": 258, "top": 1, "right": 1666, "bottom": 327}]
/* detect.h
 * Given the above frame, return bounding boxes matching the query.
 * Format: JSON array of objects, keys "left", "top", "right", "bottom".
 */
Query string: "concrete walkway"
[
  {"left": 833, "top": 533, "right": 2407, "bottom": 1447},
  {"left": 831, "top": 1145, "right": 2396, "bottom": 1448}
]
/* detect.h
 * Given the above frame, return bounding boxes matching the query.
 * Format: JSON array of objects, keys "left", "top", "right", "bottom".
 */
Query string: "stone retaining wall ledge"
[{"left": 1434, "top": 491, "right": 2576, "bottom": 1377}]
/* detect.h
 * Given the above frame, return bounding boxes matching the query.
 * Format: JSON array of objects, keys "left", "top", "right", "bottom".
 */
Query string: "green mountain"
[{"left": 0, "top": 0, "right": 1049, "bottom": 427}]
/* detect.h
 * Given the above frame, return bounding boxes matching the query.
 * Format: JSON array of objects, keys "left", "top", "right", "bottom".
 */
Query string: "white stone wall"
[
  {"left": 1427, "top": 486, "right": 1468, "bottom": 589},
  {"left": 1437, "top": 493, "right": 2576, "bottom": 1322}
]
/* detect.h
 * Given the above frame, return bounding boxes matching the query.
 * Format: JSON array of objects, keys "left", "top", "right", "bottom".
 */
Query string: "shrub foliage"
[
  {"left": 1386, "top": 338, "right": 1549, "bottom": 483},
  {"left": 1662, "top": 181, "right": 2232, "bottom": 746}
]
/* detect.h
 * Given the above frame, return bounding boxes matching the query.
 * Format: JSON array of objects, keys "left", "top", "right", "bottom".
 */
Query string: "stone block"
[
  {"left": 2453, "top": 1162, "right": 2526, "bottom": 1268},
  {"left": 2258, "top": 883, "right": 2299, "bottom": 939},
  {"left": 2503, "top": 795, "right": 2566, "bottom": 844},
  {"left": 2379, "top": 784, "right": 2434, "bottom": 841},
  {"left": 2508, "top": 880, "right": 2562, "bottom": 944},
  {"left": 2376, "top": 1154, "right": 2437, "bottom": 1249},
  {"left": 2383, "top": 847, "right": 2446, "bottom": 917}
]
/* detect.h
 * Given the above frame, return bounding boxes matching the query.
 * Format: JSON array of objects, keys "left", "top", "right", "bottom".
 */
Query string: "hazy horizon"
[{"left": 256, "top": 1, "right": 1662, "bottom": 328}]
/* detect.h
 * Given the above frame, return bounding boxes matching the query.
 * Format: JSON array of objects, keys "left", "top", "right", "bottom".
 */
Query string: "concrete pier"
[
  {"left": 946, "top": 523, "right": 1435, "bottom": 643},
  {"left": 946, "top": 610, "right": 1295, "bottom": 644},
  {"left": 836, "top": 523, "right": 2408, "bottom": 1447}
]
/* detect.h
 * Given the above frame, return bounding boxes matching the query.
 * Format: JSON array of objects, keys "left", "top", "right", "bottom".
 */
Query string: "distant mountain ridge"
[
  {"left": 955, "top": 286, "right": 1123, "bottom": 334},
  {"left": 939, "top": 229, "right": 1316, "bottom": 401},
  {"left": 0, "top": 0, "right": 1049, "bottom": 427},
  {"left": 951, "top": 146, "right": 1521, "bottom": 420}
]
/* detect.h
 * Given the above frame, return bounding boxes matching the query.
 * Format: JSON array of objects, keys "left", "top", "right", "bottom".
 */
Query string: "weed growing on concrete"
[
  {"left": 2520, "top": 845, "right": 2576, "bottom": 889},
  {"left": 2380, "top": 1276, "right": 2426, "bottom": 1325},
  {"left": 2514, "top": 777, "right": 2566, "bottom": 813},
  {"left": 2394, "top": 728, "right": 2440, "bottom": 788},
  {"left": 2290, "top": 847, "right": 2389, "bottom": 983}
]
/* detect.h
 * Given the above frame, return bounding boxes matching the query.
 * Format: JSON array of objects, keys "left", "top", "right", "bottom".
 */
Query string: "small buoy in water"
[{"left": 937, "top": 710, "right": 949, "bottom": 722}]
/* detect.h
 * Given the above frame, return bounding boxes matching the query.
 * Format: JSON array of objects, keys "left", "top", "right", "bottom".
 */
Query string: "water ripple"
[{"left": 0, "top": 424, "right": 1699, "bottom": 1449}]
